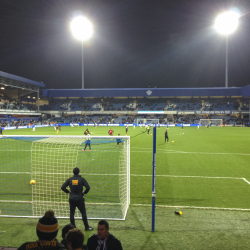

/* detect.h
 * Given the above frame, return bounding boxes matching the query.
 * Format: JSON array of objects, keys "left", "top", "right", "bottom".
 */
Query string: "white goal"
[
  {"left": 199, "top": 119, "right": 223, "bottom": 127},
  {"left": 137, "top": 118, "right": 159, "bottom": 125},
  {"left": 0, "top": 135, "right": 130, "bottom": 220}
]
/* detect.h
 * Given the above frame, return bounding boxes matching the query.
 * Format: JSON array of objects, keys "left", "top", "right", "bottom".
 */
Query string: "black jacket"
[
  {"left": 61, "top": 175, "right": 90, "bottom": 201},
  {"left": 87, "top": 233, "right": 123, "bottom": 250}
]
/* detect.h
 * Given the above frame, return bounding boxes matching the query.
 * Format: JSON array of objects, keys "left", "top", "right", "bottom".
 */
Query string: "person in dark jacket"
[
  {"left": 61, "top": 167, "right": 93, "bottom": 231},
  {"left": 87, "top": 220, "right": 123, "bottom": 250}
]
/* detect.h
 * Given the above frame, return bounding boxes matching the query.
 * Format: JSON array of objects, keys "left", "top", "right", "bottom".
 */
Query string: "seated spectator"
[
  {"left": 66, "top": 228, "right": 87, "bottom": 250},
  {"left": 17, "top": 210, "right": 66, "bottom": 250},
  {"left": 87, "top": 220, "right": 123, "bottom": 250},
  {"left": 61, "top": 224, "right": 75, "bottom": 249}
]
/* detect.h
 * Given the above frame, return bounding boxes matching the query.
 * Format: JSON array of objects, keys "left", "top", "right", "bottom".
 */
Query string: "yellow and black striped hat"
[{"left": 36, "top": 210, "right": 59, "bottom": 241}]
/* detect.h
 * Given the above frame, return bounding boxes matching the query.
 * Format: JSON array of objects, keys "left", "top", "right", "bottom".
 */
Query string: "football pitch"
[{"left": 1, "top": 125, "right": 250, "bottom": 249}]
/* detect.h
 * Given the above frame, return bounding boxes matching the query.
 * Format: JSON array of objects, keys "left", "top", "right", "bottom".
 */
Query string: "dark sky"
[{"left": 1, "top": 0, "right": 250, "bottom": 89}]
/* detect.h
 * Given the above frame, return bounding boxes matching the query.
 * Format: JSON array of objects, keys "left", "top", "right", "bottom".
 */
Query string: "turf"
[{"left": 1, "top": 125, "right": 250, "bottom": 249}]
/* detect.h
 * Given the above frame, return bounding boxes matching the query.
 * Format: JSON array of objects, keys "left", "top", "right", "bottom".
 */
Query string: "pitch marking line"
[
  {"left": 131, "top": 147, "right": 250, "bottom": 156},
  {"left": 132, "top": 204, "right": 250, "bottom": 211},
  {"left": 131, "top": 174, "right": 244, "bottom": 180},
  {"left": 242, "top": 178, "right": 250, "bottom": 185},
  {"left": 1, "top": 172, "right": 249, "bottom": 184}
]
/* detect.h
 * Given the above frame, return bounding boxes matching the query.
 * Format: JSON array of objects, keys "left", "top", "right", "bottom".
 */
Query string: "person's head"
[
  {"left": 73, "top": 167, "right": 80, "bottom": 175},
  {"left": 66, "top": 228, "right": 84, "bottom": 250},
  {"left": 62, "top": 224, "right": 75, "bottom": 240},
  {"left": 36, "top": 210, "right": 59, "bottom": 241},
  {"left": 118, "top": 134, "right": 120, "bottom": 136},
  {"left": 97, "top": 220, "right": 109, "bottom": 240}
]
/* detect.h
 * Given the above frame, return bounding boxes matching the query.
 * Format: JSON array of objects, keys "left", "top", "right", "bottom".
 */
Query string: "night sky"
[{"left": 1, "top": 0, "right": 250, "bottom": 89}]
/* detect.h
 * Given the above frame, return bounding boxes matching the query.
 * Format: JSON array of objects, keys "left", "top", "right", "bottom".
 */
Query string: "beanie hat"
[
  {"left": 36, "top": 210, "right": 59, "bottom": 241},
  {"left": 73, "top": 167, "right": 80, "bottom": 175}
]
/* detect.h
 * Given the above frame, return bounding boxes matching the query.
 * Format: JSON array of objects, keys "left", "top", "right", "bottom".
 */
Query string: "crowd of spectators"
[
  {"left": 0, "top": 96, "right": 37, "bottom": 111},
  {"left": 15, "top": 210, "right": 123, "bottom": 250}
]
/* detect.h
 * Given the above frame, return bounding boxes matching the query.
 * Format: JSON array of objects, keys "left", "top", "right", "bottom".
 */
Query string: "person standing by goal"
[{"left": 61, "top": 167, "right": 93, "bottom": 231}]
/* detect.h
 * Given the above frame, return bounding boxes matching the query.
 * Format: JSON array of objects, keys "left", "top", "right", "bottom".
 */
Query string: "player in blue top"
[
  {"left": 82, "top": 138, "right": 91, "bottom": 151},
  {"left": 116, "top": 134, "right": 123, "bottom": 147}
]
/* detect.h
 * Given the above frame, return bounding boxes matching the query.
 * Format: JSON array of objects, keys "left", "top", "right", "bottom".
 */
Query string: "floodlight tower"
[
  {"left": 214, "top": 10, "right": 239, "bottom": 88},
  {"left": 70, "top": 16, "right": 93, "bottom": 89}
]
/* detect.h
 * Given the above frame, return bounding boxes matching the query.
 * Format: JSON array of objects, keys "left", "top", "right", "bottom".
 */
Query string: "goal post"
[
  {"left": 0, "top": 135, "right": 130, "bottom": 220},
  {"left": 136, "top": 118, "right": 159, "bottom": 125},
  {"left": 199, "top": 119, "right": 223, "bottom": 127}
]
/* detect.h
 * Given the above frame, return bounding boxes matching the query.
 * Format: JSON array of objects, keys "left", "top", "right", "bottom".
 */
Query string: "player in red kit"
[{"left": 108, "top": 128, "right": 114, "bottom": 136}]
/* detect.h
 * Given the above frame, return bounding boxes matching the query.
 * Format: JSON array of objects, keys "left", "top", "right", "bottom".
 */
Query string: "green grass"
[{"left": 1, "top": 125, "right": 250, "bottom": 249}]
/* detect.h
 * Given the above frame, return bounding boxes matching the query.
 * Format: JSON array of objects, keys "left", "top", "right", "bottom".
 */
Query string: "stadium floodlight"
[
  {"left": 214, "top": 10, "right": 240, "bottom": 88},
  {"left": 214, "top": 11, "right": 239, "bottom": 35},
  {"left": 70, "top": 16, "right": 93, "bottom": 89}
]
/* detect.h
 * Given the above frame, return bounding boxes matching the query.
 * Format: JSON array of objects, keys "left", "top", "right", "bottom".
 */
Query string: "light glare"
[
  {"left": 214, "top": 11, "right": 239, "bottom": 35},
  {"left": 70, "top": 16, "right": 93, "bottom": 41}
]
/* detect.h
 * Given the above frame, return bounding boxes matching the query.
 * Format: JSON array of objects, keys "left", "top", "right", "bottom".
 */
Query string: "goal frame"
[
  {"left": 199, "top": 119, "right": 223, "bottom": 127},
  {"left": 137, "top": 118, "right": 159, "bottom": 125},
  {"left": 0, "top": 135, "right": 130, "bottom": 220}
]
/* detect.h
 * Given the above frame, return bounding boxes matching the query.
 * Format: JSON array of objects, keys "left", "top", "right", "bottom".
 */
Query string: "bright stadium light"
[
  {"left": 214, "top": 11, "right": 239, "bottom": 35},
  {"left": 214, "top": 10, "right": 240, "bottom": 88},
  {"left": 70, "top": 16, "right": 93, "bottom": 41},
  {"left": 70, "top": 15, "right": 93, "bottom": 89}
]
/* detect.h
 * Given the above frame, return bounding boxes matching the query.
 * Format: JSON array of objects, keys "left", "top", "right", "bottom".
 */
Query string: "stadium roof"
[
  {"left": 43, "top": 87, "right": 248, "bottom": 98},
  {"left": 0, "top": 71, "right": 45, "bottom": 92}
]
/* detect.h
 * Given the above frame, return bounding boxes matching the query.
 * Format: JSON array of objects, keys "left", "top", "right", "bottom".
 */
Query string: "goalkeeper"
[
  {"left": 61, "top": 167, "right": 93, "bottom": 231},
  {"left": 116, "top": 134, "right": 123, "bottom": 147}
]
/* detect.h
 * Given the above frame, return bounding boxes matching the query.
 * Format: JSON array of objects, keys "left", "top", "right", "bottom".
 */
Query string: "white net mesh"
[
  {"left": 199, "top": 119, "right": 223, "bottom": 127},
  {"left": 137, "top": 119, "right": 159, "bottom": 125},
  {"left": 0, "top": 136, "right": 130, "bottom": 220}
]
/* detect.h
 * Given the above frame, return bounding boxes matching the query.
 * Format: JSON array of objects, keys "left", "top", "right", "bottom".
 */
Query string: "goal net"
[
  {"left": 136, "top": 118, "right": 159, "bottom": 125},
  {"left": 199, "top": 119, "right": 223, "bottom": 127},
  {"left": 0, "top": 135, "right": 130, "bottom": 220}
]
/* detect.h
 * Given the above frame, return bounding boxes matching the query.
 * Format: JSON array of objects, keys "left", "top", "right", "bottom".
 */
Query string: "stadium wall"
[
  {"left": 43, "top": 87, "right": 242, "bottom": 98},
  {"left": 241, "top": 85, "right": 250, "bottom": 97}
]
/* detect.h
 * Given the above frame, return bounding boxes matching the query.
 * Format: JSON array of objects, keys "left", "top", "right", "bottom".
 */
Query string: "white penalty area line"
[
  {"left": 131, "top": 147, "right": 250, "bottom": 156},
  {"left": 131, "top": 204, "right": 250, "bottom": 211},
  {"left": 131, "top": 174, "right": 246, "bottom": 181},
  {"left": 1, "top": 172, "right": 249, "bottom": 183}
]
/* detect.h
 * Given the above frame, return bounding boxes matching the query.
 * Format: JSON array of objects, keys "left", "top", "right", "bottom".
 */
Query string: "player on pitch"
[
  {"left": 165, "top": 129, "right": 169, "bottom": 143},
  {"left": 61, "top": 167, "right": 93, "bottom": 231},
  {"left": 108, "top": 128, "right": 114, "bottom": 136}
]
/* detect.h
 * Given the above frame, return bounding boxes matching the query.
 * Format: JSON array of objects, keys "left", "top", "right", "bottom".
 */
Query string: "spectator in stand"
[
  {"left": 66, "top": 228, "right": 87, "bottom": 250},
  {"left": 61, "top": 224, "right": 75, "bottom": 249},
  {"left": 17, "top": 210, "right": 66, "bottom": 250},
  {"left": 87, "top": 220, "right": 123, "bottom": 250}
]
